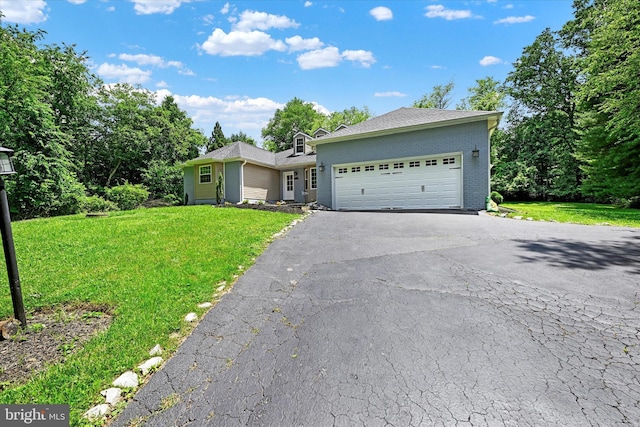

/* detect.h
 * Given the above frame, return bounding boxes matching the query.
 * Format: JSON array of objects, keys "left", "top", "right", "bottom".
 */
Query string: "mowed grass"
[
  {"left": 0, "top": 205, "right": 301, "bottom": 424},
  {"left": 501, "top": 201, "right": 640, "bottom": 228}
]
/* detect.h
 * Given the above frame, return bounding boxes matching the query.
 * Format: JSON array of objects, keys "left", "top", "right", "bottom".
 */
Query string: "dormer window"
[{"left": 295, "top": 137, "right": 305, "bottom": 155}]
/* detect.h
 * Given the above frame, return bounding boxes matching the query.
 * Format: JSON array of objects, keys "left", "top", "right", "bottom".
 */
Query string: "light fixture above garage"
[
  {"left": 472, "top": 146, "right": 480, "bottom": 158},
  {"left": 318, "top": 162, "right": 325, "bottom": 172}
]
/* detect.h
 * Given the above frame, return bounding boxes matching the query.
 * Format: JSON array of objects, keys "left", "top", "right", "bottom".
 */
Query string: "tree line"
[{"left": 2, "top": 0, "right": 638, "bottom": 219}]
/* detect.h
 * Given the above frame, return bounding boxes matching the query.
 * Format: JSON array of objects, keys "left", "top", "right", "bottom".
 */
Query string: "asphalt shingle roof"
[
  {"left": 315, "top": 107, "right": 500, "bottom": 142},
  {"left": 191, "top": 141, "right": 315, "bottom": 167}
]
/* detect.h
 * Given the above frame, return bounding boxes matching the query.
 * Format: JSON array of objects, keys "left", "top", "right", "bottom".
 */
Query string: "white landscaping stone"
[
  {"left": 216, "top": 285, "right": 225, "bottom": 292},
  {"left": 83, "top": 404, "right": 110, "bottom": 421},
  {"left": 149, "top": 344, "right": 163, "bottom": 356},
  {"left": 514, "top": 216, "right": 523, "bottom": 220},
  {"left": 198, "top": 302, "right": 213, "bottom": 309},
  {"left": 184, "top": 312, "right": 198, "bottom": 322},
  {"left": 138, "top": 356, "right": 163, "bottom": 375},
  {"left": 101, "top": 387, "right": 122, "bottom": 405},
  {"left": 113, "top": 371, "right": 139, "bottom": 388}
]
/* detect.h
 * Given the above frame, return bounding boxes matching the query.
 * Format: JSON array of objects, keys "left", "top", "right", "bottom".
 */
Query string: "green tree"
[
  {"left": 313, "top": 106, "right": 372, "bottom": 132},
  {"left": 228, "top": 131, "right": 256, "bottom": 146},
  {"left": 413, "top": 81, "right": 455, "bottom": 109},
  {"left": 0, "top": 24, "right": 86, "bottom": 218},
  {"left": 574, "top": 0, "right": 640, "bottom": 201},
  {"left": 456, "top": 77, "right": 506, "bottom": 111},
  {"left": 207, "top": 121, "right": 228, "bottom": 152},
  {"left": 495, "top": 28, "right": 581, "bottom": 200},
  {"left": 261, "top": 98, "right": 323, "bottom": 152}
]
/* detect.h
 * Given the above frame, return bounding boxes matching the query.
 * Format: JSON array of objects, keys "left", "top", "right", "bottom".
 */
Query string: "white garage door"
[{"left": 334, "top": 155, "right": 461, "bottom": 210}]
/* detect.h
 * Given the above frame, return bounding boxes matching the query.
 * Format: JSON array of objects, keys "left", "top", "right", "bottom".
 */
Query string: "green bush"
[
  {"left": 106, "top": 183, "right": 149, "bottom": 211},
  {"left": 142, "top": 161, "right": 183, "bottom": 200},
  {"left": 491, "top": 191, "right": 504, "bottom": 205},
  {"left": 82, "top": 195, "right": 119, "bottom": 213}
]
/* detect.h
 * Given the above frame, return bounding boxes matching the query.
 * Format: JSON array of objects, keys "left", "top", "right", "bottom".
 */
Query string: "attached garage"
[
  {"left": 334, "top": 154, "right": 462, "bottom": 210},
  {"left": 312, "top": 108, "right": 502, "bottom": 211}
]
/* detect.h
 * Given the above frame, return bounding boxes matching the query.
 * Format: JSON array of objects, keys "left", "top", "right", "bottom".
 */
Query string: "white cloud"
[
  {"left": 504, "top": 4, "right": 514, "bottom": 9},
  {"left": 425, "top": 5, "right": 474, "bottom": 20},
  {"left": 297, "top": 47, "right": 342, "bottom": 70},
  {"left": 106, "top": 6, "right": 116, "bottom": 12},
  {"left": 203, "top": 14, "right": 215, "bottom": 25},
  {"left": 1, "top": 0, "right": 47, "bottom": 24},
  {"left": 67, "top": 0, "right": 87, "bottom": 4},
  {"left": 430, "top": 65, "right": 446, "bottom": 69},
  {"left": 370, "top": 6, "right": 393, "bottom": 21},
  {"left": 156, "top": 90, "right": 285, "bottom": 138},
  {"left": 220, "top": 2, "right": 230, "bottom": 14},
  {"left": 479, "top": 55, "right": 503, "bottom": 66},
  {"left": 374, "top": 91, "right": 407, "bottom": 98},
  {"left": 156, "top": 81, "right": 169, "bottom": 88},
  {"left": 131, "top": 0, "right": 189, "bottom": 15},
  {"left": 342, "top": 50, "right": 376, "bottom": 68},
  {"left": 199, "top": 29, "right": 287, "bottom": 56},
  {"left": 233, "top": 10, "right": 299, "bottom": 32},
  {"left": 97, "top": 63, "right": 152, "bottom": 84},
  {"left": 304, "top": 1, "right": 313, "bottom": 7},
  {"left": 494, "top": 15, "right": 535, "bottom": 24},
  {"left": 285, "top": 35, "right": 324, "bottom": 52},
  {"left": 119, "top": 53, "right": 165, "bottom": 67},
  {"left": 311, "top": 102, "right": 330, "bottom": 116}
]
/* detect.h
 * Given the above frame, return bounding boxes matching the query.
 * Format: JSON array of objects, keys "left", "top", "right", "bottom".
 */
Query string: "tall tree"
[
  {"left": 207, "top": 121, "right": 228, "bottom": 152},
  {"left": 495, "top": 28, "right": 581, "bottom": 200},
  {"left": 574, "top": 0, "right": 640, "bottom": 201},
  {"left": 413, "top": 81, "right": 455, "bottom": 109},
  {"left": 313, "top": 106, "right": 373, "bottom": 132},
  {"left": 456, "top": 77, "right": 506, "bottom": 111},
  {"left": 228, "top": 131, "right": 256, "bottom": 146},
  {"left": 261, "top": 98, "right": 323, "bottom": 152},
  {"left": 0, "top": 24, "right": 86, "bottom": 218}
]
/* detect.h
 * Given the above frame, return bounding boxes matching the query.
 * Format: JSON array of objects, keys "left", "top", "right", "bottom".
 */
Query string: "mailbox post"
[{"left": 0, "top": 147, "right": 26, "bottom": 327}]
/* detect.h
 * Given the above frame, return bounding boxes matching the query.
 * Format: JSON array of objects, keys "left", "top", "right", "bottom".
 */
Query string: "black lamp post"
[{"left": 0, "top": 147, "right": 26, "bottom": 327}]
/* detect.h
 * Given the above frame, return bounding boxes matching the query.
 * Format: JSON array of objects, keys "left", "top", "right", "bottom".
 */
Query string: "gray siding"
[
  {"left": 225, "top": 161, "right": 242, "bottom": 204},
  {"left": 316, "top": 121, "right": 490, "bottom": 210},
  {"left": 183, "top": 167, "right": 195, "bottom": 205}
]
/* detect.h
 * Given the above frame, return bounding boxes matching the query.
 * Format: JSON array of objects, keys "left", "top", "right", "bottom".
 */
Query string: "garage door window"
[
  {"left": 379, "top": 164, "right": 389, "bottom": 170},
  {"left": 365, "top": 165, "right": 374, "bottom": 171},
  {"left": 425, "top": 159, "right": 437, "bottom": 166},
  {"left": 351, "top": 166, "right": 361, "bottom": 173},
  {"left": 409, "top": 161, "right": 420, "bottom": 168},
  {"left": 338, "top": 168, "right": 348, "bottom": 174},
  {"left": 443, "top": 158, "right": 455, "bottom": 165},
  {"left": 393, "top": 162, "right": 404, "bottom": 169}
]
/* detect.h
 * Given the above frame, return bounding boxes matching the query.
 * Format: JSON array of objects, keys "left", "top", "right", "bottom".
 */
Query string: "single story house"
[{"left": 182, "top": 107, "right": 502, "bottom": 211}]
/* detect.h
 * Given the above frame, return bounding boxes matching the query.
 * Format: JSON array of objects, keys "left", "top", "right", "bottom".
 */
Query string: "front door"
[{"left": 283, "top": 171, "right": 295, "bottom": 200}]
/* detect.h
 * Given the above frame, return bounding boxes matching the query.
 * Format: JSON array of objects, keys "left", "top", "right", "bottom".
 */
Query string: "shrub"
[
  {"left": 490, "top": 191, "right": 504, "bottom": 205},
  {"left": 82, "top": 195, "right": 118, "bottom": 213},
  {"left": 106, "top": 183, "right": 149, "bottom": 211},
  {"left": 141, "top": 161, "right": 183, "bottom": 200}
]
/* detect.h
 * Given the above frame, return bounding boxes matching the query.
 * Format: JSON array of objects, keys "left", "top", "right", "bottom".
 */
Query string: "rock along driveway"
[{"left": 113, "top": 211, "right": 640, "bottom": 426}]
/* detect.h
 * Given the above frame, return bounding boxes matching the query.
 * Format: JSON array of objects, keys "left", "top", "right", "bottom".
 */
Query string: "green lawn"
[
  {"left": 500, "top": 201, "right": 640, "bottom": 227},
  {"left": 0, "top": 205, "right": 301, "bottom": 425}
]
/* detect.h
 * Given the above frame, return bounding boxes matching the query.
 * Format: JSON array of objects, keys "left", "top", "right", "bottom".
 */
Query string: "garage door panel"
[{"left": 335, "top": 155, "right": 461, "bottom": 210}]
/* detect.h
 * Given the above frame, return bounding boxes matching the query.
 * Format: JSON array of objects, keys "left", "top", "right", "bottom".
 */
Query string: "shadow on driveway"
[{"left": 515, "top": 235, "right": 640, "bottom": 274}]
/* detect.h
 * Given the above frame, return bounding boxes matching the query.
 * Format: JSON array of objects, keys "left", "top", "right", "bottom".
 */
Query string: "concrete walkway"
[{"left": 113, "top": 211, "right": 640, "bottom": 426}]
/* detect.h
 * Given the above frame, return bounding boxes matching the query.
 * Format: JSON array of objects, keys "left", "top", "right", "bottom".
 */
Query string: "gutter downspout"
[{"left": 240, "top": 160, "right": 247, "bottom": 202}]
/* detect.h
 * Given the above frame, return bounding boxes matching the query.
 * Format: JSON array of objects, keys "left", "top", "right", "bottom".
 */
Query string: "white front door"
[{"left": 283, "top": 171, "right": 295, "bottom": 200}]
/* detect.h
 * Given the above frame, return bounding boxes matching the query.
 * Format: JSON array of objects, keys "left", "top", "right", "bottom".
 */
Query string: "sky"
[{"left": 1, "top": 0, "right": 575, "bottom": 144}]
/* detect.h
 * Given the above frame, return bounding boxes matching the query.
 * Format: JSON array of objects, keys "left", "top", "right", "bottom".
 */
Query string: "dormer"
[
  {"left": 334, "top": 123, "right": 348, "bottom": 132},
  {"left": 313, "top": 128, "right": 330, "bottom": 139},
  {"left": 293, "top": 131, "right": 313, "bottom": 156}
]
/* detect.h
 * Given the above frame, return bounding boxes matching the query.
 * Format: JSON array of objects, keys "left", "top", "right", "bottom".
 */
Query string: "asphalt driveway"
[{"left": 114, "top": 211, "right": 640, "bottom": 426}]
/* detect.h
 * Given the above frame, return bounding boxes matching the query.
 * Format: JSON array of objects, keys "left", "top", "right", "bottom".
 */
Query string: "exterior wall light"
[
  {"left": 0, "top": 147, "right": 26, "bottom": 327},
  {"left": 472, "top": 146, "right": 480, "bottom": 158},
  {"left": 319, "top": 162, "right": 325, "bottom": 172}
]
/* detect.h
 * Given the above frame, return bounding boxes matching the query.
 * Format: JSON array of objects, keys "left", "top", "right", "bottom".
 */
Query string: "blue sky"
[{"left": 2, "top": 0, "right": 574, "bottom": 143}]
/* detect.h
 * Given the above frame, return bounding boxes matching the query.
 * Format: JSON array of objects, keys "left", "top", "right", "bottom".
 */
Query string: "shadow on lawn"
[{"left": 515, "top": 235, "right": 640, "bottom": 275}]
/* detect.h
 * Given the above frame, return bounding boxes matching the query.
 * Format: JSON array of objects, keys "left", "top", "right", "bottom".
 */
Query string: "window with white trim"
[
  {"left": 295, "top": 138, "right": 305, "bottom": 154},
  {"left": 310, "top": 167, "right": 317, "bottom": 189},
  {"left": 409, "top": 161, "right": 420, "bottom": 168},
  {"left": 379, "top": 164, "right": 389, "bottom": 170},
  {"left": 364, "top": 165, "right": 375, "bottom": 171},
  {"left": 393, "top": 162, "right": 404, "bottom": 169},
  {"left": 351, "top": 166, "right": 361, "bottom": 173},
  {"left": 425, "top": 159, "right": 437, "bottom": 166},
  {"left": 443, "top": 158, "right": 455, "bottom": 165},
  {"left": 338, "top": 167, "right": 348, "bottom": 174},
  {"left": 199, "top": 165, "right": 212, "bottom": 184}
]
